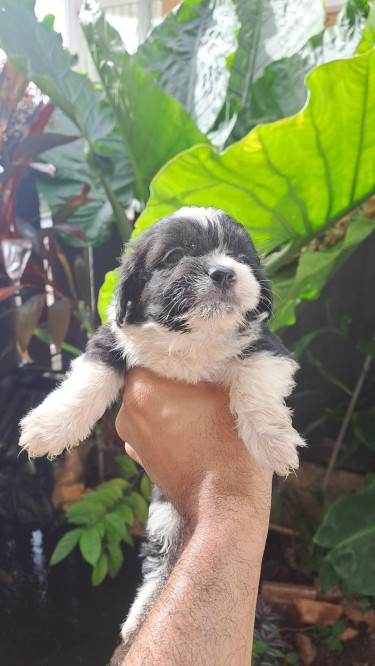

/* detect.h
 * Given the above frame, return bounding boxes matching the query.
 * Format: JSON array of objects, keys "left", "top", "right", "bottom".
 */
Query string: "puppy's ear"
[
  {"left": 258, "top": 278, "right": 273, "bottom": 320},
  {"left": 115, "top": 247, "right": 144, "bottom": 327},
  {"left": 248, "top": 252, "right": 273, "bottom": 321}
]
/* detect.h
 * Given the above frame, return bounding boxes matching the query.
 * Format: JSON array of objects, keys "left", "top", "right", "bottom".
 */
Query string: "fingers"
[
  {"left": 115, "top": 402, "right": 128, "bottom": 442},
  {"left": 116, "top": 400, "right": 144, "bottom": 466},
  {"left": 125, "top": 442, "right": 143, "bottom": 466}
]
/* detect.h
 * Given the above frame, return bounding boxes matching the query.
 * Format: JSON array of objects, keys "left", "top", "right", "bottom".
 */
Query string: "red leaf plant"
[{"left": 0, "top": 59, "right": 85, "bottom": 359}]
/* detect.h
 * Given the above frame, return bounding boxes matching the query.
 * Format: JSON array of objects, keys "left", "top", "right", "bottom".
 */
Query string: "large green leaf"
[
  {"left": 228, "top": 0, "right": 370, "bottom": 144},
  {"left": 135, "top": 0, "right": 237, "bottom": 134},
  {"left": 225, "top": 0, "right": 324, "bottom": 137},
  {"left": 314, "top": 485, "right": 375, "bottom": 595},
  {"left": 136, "top": 51, "right": 375, "bottom": 263},
  {"left": 80, "top": 1, "right": 210, "bottom": 203}
]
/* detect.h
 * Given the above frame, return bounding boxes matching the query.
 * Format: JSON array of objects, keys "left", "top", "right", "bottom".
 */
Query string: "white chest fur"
[{"left": 114, "top": 321, "right": 258, "bottom": 384}]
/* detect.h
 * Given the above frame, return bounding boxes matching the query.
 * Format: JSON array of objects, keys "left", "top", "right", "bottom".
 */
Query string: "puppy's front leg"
[
  {"left": 229, "top": 351, "right": 305, "bottom": 476},
  {"left": 19, "top": 324, "right": 126, "bottom": 458}
]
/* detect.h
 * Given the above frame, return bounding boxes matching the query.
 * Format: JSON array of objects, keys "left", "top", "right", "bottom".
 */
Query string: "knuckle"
[{"left": 123, "top": 383, "right": 149, "bottom": 415}]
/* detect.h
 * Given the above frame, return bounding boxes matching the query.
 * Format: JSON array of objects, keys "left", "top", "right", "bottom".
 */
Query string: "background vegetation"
[{"left": 1, "top": 0, "right": 375, "bottom": 663}]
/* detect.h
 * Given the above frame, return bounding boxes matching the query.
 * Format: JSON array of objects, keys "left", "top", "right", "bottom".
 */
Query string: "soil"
[{"left": 261, "top": 531, "right": 375, "bottom": 665}]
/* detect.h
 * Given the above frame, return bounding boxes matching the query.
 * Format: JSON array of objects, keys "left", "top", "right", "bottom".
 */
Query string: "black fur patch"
[
  {"left": 241, "top": 326, "right": 290, "bottom": 358},
  {"left": 115, "top": 209, "right": 273, "bottom": 331},
  {"left": 85, "top": 324, "right": 126, "bottom": 375}
]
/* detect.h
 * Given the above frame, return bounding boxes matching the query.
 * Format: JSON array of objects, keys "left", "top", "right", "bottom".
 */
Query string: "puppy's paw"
[
  {"left": 19, "top": 403, "right": 80, "bottom": 458},
  {"left": 243, "top": 425, "right": 305, "bottom": 476},
  {"left": 269, "top": 427, "right": 306, "bottom": 476}
]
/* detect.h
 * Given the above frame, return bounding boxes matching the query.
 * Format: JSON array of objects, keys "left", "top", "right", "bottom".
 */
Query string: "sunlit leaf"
[
  {"left": 228, "top": 0, "right": 370, "bottom": 143},
  {"left": 97, "top": 270, "right": 118, "bottom": 324},
  {"left": 137, "top": 52, "right": 375, "bottom": 261}
]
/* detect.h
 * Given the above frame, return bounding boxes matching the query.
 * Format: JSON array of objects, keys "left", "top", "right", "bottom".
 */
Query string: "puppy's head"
[{"left": 114, "top": 207, "right": 272, "bottom": 334}]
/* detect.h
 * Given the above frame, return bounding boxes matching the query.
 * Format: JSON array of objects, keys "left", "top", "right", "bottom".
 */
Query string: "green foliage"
[
  {"left": 314, "top": 483, "right": 375, "bottom": 595},
  {"left": 80, "top": 2, "right": 209, "bottom": 203},
  {"left": 252, "top": 597, "right": 295, "bottom": 665},
  {"left": 318, "top": 558, "right": 341, "bottom": 595},
  {"left": 135, "top": 50, "right": 375, "bottom": 332},
  {"left": 49, "top": 528, "right": 82, "bottom": 566},
  {"left": 252, "top": 640, "right": 267, "bottom": 657},
  {"left": 136, "top": 0, "right": 237, "bottom": 137},
  {"left": 353, "top": 406, "right": 375, "bottom": 450},
  {"left": 225, "top": 0, "right": 371, "bottom": 145},
  {"left": 317, "top": 619, "right": 345, "bottom": 652},
  {"left": 50, "top": 457, "right": 151, "bottom": 586},
  {"left": 97, "top": 270, "right": 118, "bottom": 324},
  {"left": 272, "top": 217, "right": 375, "bottom": 330},
  {"left": 358, "top": 339, "right": 375, "bottom": 356},
  {"left": 37, "top": 112, "right": 134, "bottom": 247},
  {"left": 357, "top": 1, "right": 375, "bottom": 52},
  {"left": 2, "top": 0, "right": 375, "bottom": 333},
  {"left": 0, "top": 0, "right": 132, "bottom": 242},
  {"left": 136, "top": 51, "right": 375, "bottom": 251},
  {"left": 226, "top": 0, "right": 325, "bottom": 143}
]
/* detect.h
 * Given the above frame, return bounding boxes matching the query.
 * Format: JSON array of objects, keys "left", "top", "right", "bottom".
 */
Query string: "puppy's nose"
[{"left": 209, "top": 266, "right": 237, "bottom": 287}]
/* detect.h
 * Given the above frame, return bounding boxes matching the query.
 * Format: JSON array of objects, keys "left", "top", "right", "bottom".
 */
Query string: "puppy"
[{"left": 19, "top": 207, "right": 305, "bottom": 653}]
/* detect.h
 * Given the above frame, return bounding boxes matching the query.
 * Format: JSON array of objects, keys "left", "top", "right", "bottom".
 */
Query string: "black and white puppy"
[{"left": 19, "top": 207, "right": 304, "bottom": 651}]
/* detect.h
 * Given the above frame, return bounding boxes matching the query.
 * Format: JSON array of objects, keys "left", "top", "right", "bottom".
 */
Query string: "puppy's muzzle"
[{"left": 209, "top": 266, "right": 237, "bottom": 288}]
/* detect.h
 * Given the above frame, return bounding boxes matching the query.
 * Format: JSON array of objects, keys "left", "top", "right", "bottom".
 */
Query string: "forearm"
[{"left": 122, "top": 503, "right": 269, "bottom": 666}]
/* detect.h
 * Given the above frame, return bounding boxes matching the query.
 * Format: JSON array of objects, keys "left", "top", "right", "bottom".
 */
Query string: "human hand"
[{"left": 116, "top": 368, "right": 272, "bottom": 529}]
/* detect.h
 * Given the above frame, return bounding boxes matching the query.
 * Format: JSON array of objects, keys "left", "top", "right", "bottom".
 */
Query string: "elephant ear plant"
[
  {"left": 315, "top": 479, "right": 375, "bottom": 597},
  {"left": 100, "top": 48, "right": 375, "bottom": 333}
]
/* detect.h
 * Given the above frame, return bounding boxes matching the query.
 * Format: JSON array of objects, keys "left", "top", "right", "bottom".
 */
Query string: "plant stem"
[
  {"left": 322, "top": 330, "right": 375, "bottom": 491},
  {"left": 100, "top": 175, "right": 133, "bottom": 242},
  {"left": 266, "top": 189, "right": 375, "bottom": 276}
]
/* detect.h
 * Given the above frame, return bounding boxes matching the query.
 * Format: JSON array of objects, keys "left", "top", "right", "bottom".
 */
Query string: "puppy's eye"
[
  {"left": 237, "top": 255, "right": 250, "bottom": 266},
  {"left": 164, "top": 249, "right": 184, "bottom": 265}
]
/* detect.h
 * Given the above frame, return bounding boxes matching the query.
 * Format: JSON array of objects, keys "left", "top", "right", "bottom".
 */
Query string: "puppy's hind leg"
[
  {"left": 119, "top": 489, "right": 181, "bottom": 656},
  {"left": 19, "top": 324, "right": 126, "bottom": 458}
]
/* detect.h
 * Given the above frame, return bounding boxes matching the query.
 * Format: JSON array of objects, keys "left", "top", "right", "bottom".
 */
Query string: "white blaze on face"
[
  {"left": 208, "top": 251, "right": 261, "bottom": 312},
  {"left": 169, "top": 206, "right": 227, "bottom": 244}
]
